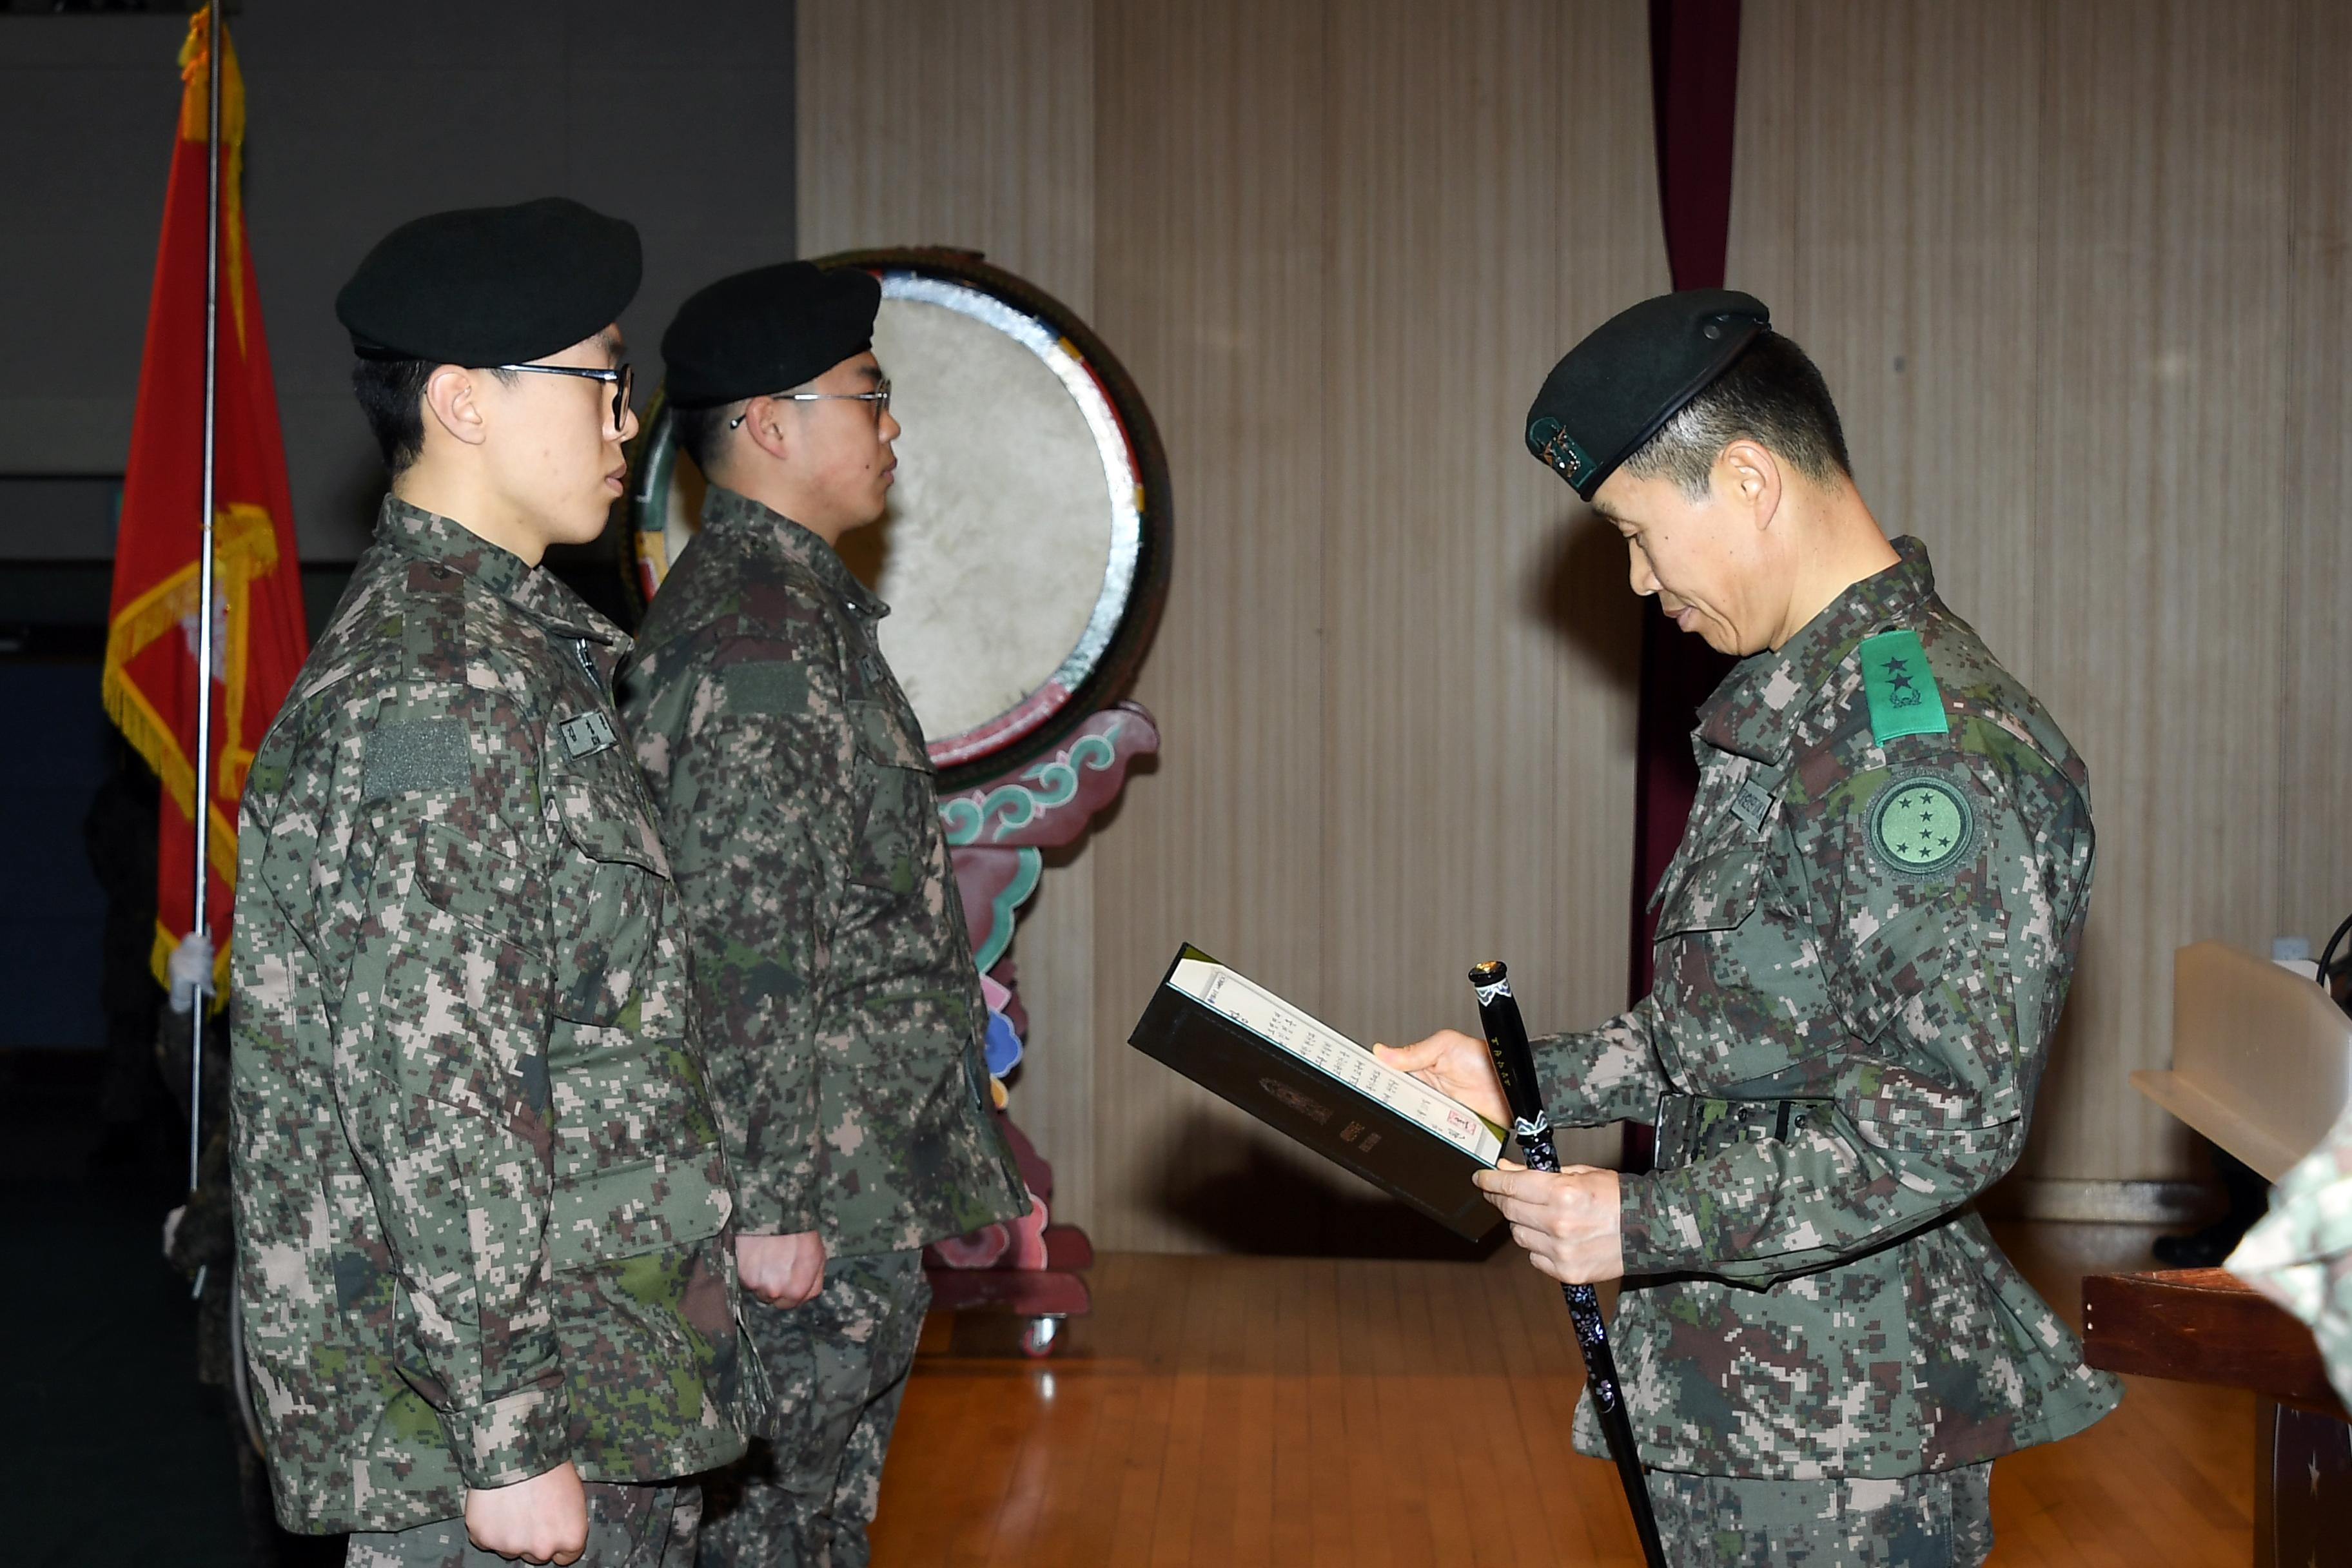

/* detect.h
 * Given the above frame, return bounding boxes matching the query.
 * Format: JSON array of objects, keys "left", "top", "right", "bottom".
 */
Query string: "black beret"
[
  {"left": 661, "top": 262, "right": 882, "bottom": 409},
  {"left": 336, "top": 197, "right": 640, "bottom": 365},
  {"left": 1524, "top": 289, "right": 1770, "bottom": 500}
]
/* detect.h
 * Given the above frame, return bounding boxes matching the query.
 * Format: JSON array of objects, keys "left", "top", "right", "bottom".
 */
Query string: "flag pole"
[{"left": 188, "top": 0, "right": 223, "bottom": 1204}]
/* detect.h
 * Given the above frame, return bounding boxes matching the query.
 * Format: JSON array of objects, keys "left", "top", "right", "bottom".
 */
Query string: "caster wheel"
[{"left": 1020, "top": 1317, "right": 1063, "bottom": 1358}]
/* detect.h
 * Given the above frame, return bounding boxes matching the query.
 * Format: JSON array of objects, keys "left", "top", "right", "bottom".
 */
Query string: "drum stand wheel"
[
  {"left": 1019, "top": 1316, "right": 1064, "bottom": 1359},
  {"left": 923, "top": 1220, "right": 1094, "bottom": 1351}
]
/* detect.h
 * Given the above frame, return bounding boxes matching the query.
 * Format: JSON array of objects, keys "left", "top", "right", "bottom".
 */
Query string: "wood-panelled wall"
[
  {"left": 802, "top": 1, "right": 1665, "bottom": 1250},
  {"left": 804, "top": 0, "right": 2352, "bottom": 1243},
  {"left": 1728, "top": 0, "right": 2352, "bottom": 1186}
]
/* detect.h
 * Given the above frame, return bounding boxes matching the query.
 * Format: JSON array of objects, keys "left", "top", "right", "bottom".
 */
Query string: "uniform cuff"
[
  {"left": 730, "top": 1182, "right": 818, "bottom": 1238},
  {"left": 1616, "top": 1170, "right": 1707, "bottom": 1275},
  {"left": 436, "top": 1377, "right": 571, "bottom": 1489}
]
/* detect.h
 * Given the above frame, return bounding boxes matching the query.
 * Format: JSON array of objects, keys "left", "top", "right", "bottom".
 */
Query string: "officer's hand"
[
  {"left": 1373, "top": 1030, "right": 1508, "bottom": 1126},
  {"left": 1473, "top": 1160, "right": 1624, "bottom": 1284},
  {"left": 464, "top": 1462, "right": 588, "bottom": 1565},
  {"left": 736, "top": 1230, "right": 827, "bottom": 1308}
]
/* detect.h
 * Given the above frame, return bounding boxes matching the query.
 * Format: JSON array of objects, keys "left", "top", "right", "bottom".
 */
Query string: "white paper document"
[{"left": 1168, "top": 957, "right": 1503, "bottom": 1165}]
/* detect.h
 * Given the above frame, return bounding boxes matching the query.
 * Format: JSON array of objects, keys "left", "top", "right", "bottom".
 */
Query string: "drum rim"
[{"left": 617, "top": 246, "right": 1171, "bottom": 794}]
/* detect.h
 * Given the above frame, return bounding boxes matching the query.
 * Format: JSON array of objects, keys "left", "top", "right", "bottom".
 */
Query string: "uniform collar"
[
  {"left": 1696, "top": 535, "right": 1936, "bottom": 763},
  {"left": 700, "top": 485, "right": 890, "bottom": 622},
  {"left": 376, "top": 495, "right": 620, "bottom": 647}
]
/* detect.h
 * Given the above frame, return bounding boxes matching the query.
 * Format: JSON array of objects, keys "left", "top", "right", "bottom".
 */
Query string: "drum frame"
[{"left": 615, "top": 247, "right": 1172, "bottom": 794}]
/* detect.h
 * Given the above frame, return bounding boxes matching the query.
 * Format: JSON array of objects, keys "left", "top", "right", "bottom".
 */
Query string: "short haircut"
[
  {"left": 350, "top": 358, "right": 514, "bottom": 476},
  {"left": 1620, "top": 330, "right": 1851, "bottom": 500},
  {"left": 671, "top": 398, "right": 741, "bottom": 478}
]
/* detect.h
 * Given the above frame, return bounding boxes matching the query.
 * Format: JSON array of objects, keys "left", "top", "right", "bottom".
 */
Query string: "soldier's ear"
[
  {"left": 1720, "top": 438, "right": 1778, "bottom": 531},
  {"left": 740, "top": 396, "right": 797, "bottom": 465},
  {"left": 421, "top": 364, "right": 489, "bottom": 449}
]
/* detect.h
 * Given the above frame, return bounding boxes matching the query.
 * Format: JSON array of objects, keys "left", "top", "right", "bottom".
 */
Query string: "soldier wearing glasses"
[
  {"left": 228, "top": 199, "right": 760, "bottom": 1568},
  {"left": 621, "top": 262, "right": 1028, "bottom": 1567}
]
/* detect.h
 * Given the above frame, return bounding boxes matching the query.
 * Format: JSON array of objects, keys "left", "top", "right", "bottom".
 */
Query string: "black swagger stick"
[{"left": 1469, "top": 960, "right": 1666, "bottom": 1568}]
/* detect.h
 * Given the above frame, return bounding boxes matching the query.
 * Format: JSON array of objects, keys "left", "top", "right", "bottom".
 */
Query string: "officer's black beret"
[
  {"left": 661, "top": 262, "right": 883, "bottom": 409},
  {"left": 335, "top": 197, "right": 641, "bottom": 366},
  {"left": 1524, "top": 289, "right": 1770, "bottom": 500}
]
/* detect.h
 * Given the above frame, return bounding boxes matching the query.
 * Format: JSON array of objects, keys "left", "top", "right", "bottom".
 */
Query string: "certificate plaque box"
[{"left": 1127, "top": 945, "right": 1504, "bottom": 1242}]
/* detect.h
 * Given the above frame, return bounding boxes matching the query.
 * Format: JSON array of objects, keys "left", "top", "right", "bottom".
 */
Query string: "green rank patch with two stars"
[
  {"left": 1859, "top": 628, "right": 1948, "bottom": 742},
  {"left": 1867, "top": 772, "right": 1977, "bottom": 879}
]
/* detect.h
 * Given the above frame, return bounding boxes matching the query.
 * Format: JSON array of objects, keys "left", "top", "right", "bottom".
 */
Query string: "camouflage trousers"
[
  {"left": 1646, "top": 1462, "right": 1993, "bottom": 1566},
  {"left": 346, "top": 1482, "right": 700, "bottom": 1567},
  {"left": 699, "top": 1249, "right": 930, "bottom": 1567}
]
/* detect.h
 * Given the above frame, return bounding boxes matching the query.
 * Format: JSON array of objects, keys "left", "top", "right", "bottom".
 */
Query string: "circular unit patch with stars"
[{"left": 1865, "top": 773, "right": 1977, "bottom": 880}]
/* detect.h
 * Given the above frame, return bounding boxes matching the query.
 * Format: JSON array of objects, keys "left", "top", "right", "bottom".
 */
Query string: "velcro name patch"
[
  {"left": 362, "top": 718, "right": 467, "bottom": 799},
  {"left": 722, "top": 660, "right": 807, "bottom": 716}
]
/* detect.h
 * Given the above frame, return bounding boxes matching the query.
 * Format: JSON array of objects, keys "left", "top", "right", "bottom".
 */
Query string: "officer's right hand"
[
  {"left": 464, "top": 1461, "right": 588, "bottom": 1565},
  {"left": 736, "top": 1229, "right": 827, "bottom": 1307},
  {"left": 1374, "top": 1030, "right": 1509, "bottom": 1127}
]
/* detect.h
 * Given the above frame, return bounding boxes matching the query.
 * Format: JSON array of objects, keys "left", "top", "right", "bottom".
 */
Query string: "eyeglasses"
[
  {"left": 729, "top": 378, "right": 893, "bottom": 430},
  {"left": 493, "top": 360, "right": 634, "bottom": 432}
]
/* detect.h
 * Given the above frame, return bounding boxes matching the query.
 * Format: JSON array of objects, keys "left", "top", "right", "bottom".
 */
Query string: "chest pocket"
[
  {"left": 847, "top": 698, "right": 941, "bottom": 895},
  {"left": 1652, "top": 841, "right": 1841, "bottom": 1089},
  {"left": 543, "top": 743, "right": 725, "bottom": 1266},
  {"left": 549, "top": 745, "right": 676, "bottom": 1026}
]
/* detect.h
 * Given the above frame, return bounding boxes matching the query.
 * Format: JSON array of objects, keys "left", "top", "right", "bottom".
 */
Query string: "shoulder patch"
[
  {"left": 1859, "top": 629, "right": 1948, "bottom": 742},
  {"left": 721, "top": 660, "right": 807, "bottom": 716},
  {"left": 1865, "top": 771, "right": 1977, "bottom": 879},
  {"left": 362, "top": 718, "right": 468, "bottom": 799}
]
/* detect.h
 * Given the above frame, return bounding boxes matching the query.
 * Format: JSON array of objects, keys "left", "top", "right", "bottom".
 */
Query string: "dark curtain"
[{"left": 1625, "top": 0, "right": 1743, "bottom": 1164}]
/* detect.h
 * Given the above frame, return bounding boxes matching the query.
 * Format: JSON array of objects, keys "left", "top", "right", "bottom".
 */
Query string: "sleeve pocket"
[
  {"left": 849, "top": 699, "right": 936, "bottom": 774},
  {"left": 1652, "top": 848, "right": 1765, "bottom": 938}
]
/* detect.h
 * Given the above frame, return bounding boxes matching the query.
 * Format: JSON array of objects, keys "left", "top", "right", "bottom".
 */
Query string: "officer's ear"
[
  {"left": 1719, "top": 438, "right": 1780, "bottom": 533},
  {"left": 739, "top": 395, "right": 798, "bottom": 466},
  {"left": 421, "top": 364, "right": 491, "bottom": 450}
]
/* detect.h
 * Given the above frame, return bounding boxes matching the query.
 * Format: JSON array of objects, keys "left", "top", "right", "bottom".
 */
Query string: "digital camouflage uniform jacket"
[
  {"left": 230, "top": 500, "right": 758, "bottom": 1534},
  {"left": 1538, "top": 537, "right": 2122, "bottom": 1480},
  {"left": 619, "top": 487, "right": 1027, "bottom": 1255}
]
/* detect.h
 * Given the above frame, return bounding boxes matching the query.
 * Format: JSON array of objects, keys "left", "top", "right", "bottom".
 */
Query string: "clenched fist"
[
  {"left": 465, "top": 1462, "right": 587, "bottom": 1565},
  {"left": 736, "top": 1229, "right": 827, "bottom": 1308}
]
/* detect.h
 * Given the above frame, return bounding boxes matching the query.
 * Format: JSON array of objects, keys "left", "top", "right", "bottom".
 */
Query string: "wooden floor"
[{"left": 870, "top": 1222, "right": 2254, "bottom": 1565}]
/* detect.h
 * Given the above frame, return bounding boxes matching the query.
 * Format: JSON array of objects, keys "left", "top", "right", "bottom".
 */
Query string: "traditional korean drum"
[{"left": 623, "top": 248, "right": 1171, "bottom": 790}]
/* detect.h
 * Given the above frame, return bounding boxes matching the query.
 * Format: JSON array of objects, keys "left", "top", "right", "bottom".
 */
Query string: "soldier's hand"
[
  {"left": 1373, "top": 1029, "right": 1509, "bottom": 1126},
  {"left": 464, "top": 1461, "right": 588, "bottom": 1565},
  {"left": 736, "top": 1230, "right": 827, "bottom": 1308},
  {"left": 1474, "top": 1161, "right": 1625, "bottom": 1284}
]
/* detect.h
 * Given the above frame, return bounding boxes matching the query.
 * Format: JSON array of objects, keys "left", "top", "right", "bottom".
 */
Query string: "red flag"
[{"left": 103, "top": 11, "right": 308, "bottom": 997}]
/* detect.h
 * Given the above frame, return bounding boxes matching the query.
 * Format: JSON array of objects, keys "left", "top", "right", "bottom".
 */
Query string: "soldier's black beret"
[
  {"left": 1524, "top": 288, "right": 1771, "bottom": 500},
  {"left": 335, "top": 197, "right": 640, "bottom": 366},
  {"left": 661, "top": 262, "right": 883, "bottom": 409}
]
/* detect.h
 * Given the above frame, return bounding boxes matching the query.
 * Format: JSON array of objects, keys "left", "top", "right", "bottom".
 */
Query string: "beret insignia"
[{"left": 1528, "top": 416, "right": 1596, "bottom": 485}]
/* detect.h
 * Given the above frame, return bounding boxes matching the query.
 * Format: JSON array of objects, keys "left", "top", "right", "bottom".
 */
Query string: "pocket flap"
[
  {"left": 850, "top": 699, "right": 935, "bottom": 774},
  {"left": 1653, "top": 848, "right": 1765, "bottom": 936},
  {"left": 549, "top": 1153, "right": 730, "bottom": 1269},
  {"left": 553, "top": 772, "right": 670, "bottom": 878}
]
